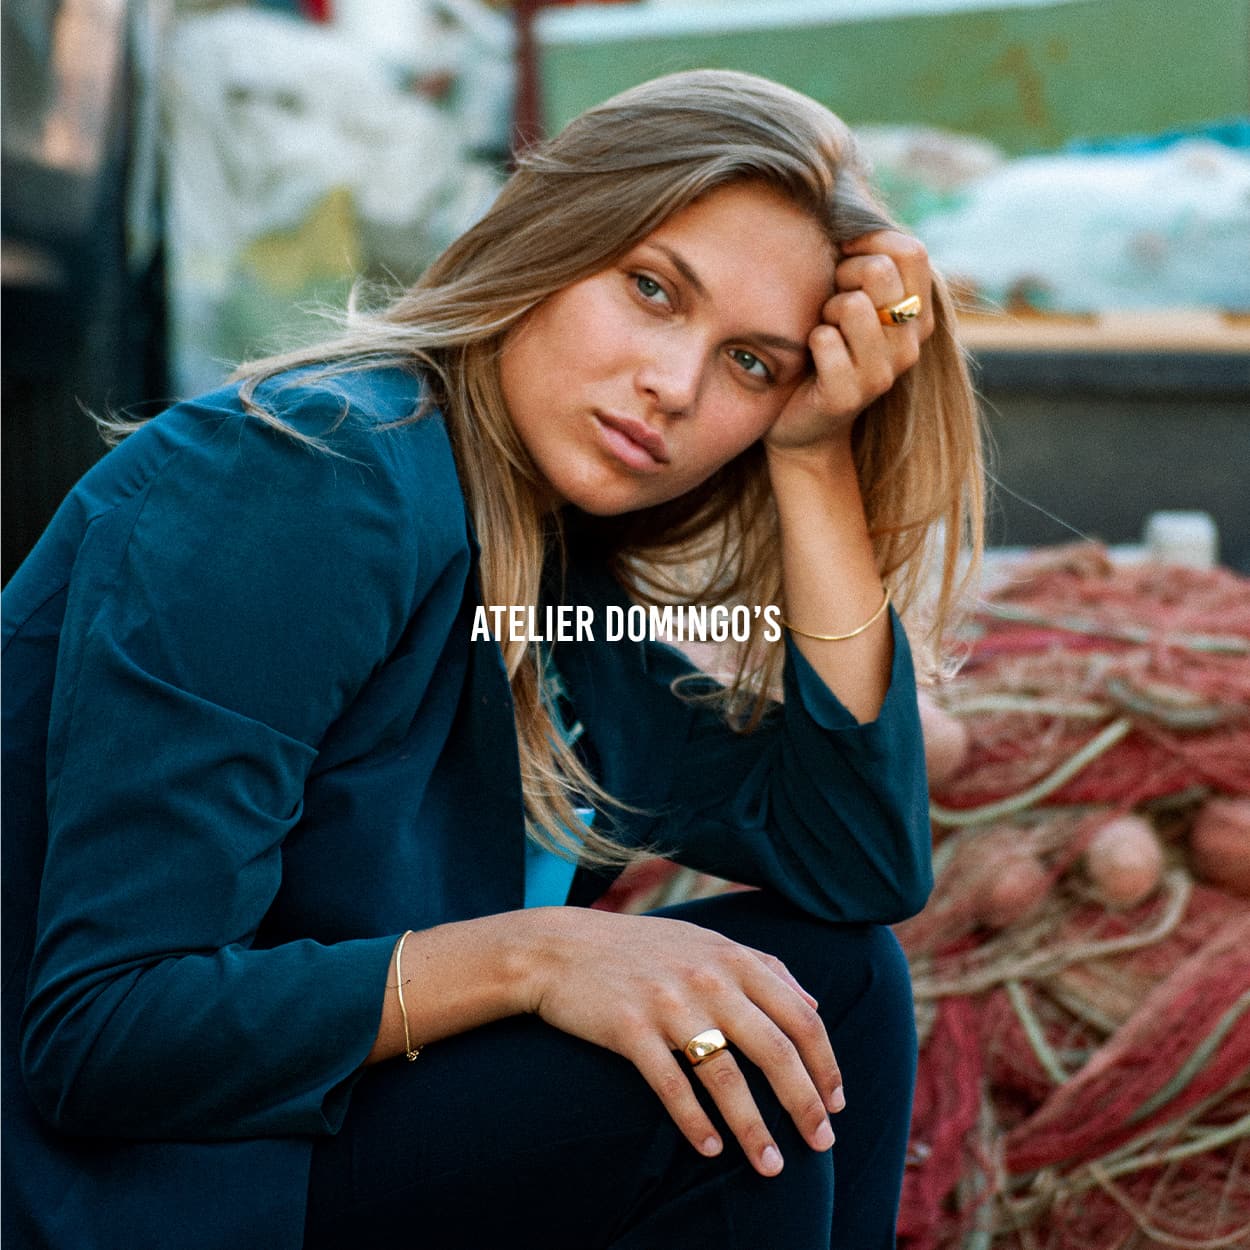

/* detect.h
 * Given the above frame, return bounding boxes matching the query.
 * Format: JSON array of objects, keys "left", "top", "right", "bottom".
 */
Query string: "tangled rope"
[{"left": 899, "top": 546, "right": 1250, "bottom": 1249}]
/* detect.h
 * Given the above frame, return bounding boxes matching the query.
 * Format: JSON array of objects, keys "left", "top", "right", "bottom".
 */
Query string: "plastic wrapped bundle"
[
  {"left": 162, "top": 6, "right": 507, "bottom": 393},
  {"left": 916, "top": 140, "right": 1250, "bottom": 313}
]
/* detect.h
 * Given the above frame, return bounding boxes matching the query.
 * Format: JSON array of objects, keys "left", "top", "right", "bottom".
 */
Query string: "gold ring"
[
  {"left": 877, "top": 295, "right": 922, "bottom": 326},
  {"left": 684, "top": 1028, "right": 729, "bottom": 1066}
]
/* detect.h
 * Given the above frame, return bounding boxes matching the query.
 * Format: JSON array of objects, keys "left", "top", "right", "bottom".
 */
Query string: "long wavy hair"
[{"left": 137, "top": 70, "right": 985, "bottom": 866}]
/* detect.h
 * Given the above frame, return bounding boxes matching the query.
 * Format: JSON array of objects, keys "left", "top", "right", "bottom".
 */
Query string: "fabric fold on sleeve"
[
  {"left": 19, "top": 378, "right": 460, "bottom": 1139},
  {"left": 628, "top": 609, "right": 933, "bottom": 925}
]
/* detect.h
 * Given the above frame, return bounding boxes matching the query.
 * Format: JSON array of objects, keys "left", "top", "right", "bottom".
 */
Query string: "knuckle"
[
  {"left": 651, "top": 986, "right": 685, "bottom": 1018},
  {"left": 701, "top": 1057, "right": 740, "bottom": 1092},
  {"left": 793, "top": 1001, "right": 824, "bottom": 1037},
  {"left": 763, "top": 1028, "right": 796, "bottom": 1067},
  {"left": 810, "top": 323, "right": 842, "bottom": 354},
  {"left": 656, "top": 1071, "right": 692, "bottom": 1104},
  {"left": 803, "top": 1099, "right": 830, "bottom": 1131},
  {"left": 614, "top": 1008, "right": 650, "bottom": 1046},
  {"left": 867, "top": 254, "right": 897, "bottom": 281},
  {"left": 896, "top": 234, "right": 928, "bottom": 262},
  {"left": 682, "top": 965, "right": 724, "bottom": 997},
  {"left": 764, "top": 953, "right": 792, "bottom": 979},
  {"left": 866, "top": 367, "right": 894, "bottom": 398},
  {"left": 741, "top": 1124, "right": 774, "bottom": 1155},
  {"left": 848, "top": 290, "right": 876, "bottom": 316}
]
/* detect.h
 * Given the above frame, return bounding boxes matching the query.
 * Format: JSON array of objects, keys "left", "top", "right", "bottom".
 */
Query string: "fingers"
[
  {"left": 792, "top": 230, "right": 932, "bottom": 420},
  {"left": 745, "top": 944, "right": 819, "bottom": 1010},
  {"left": 741, "top": 949, "right": 843, "bottom": 1113},
  {"left": 691, "top": 1046, "right": 793, "bottom": 1176},
  {"left": 713, "top": 1014, "right": 837, "bottom": 1146},
  {"left": 838, "top": 229, "right": 936, "bottom": 341},
  {"left": 808, "top": 298, "right": 901, "bottom": 410},
  {"left": 638, "top": 963, "right": 840, "bottom": 1178},
  {"left": 633, "top": 1041, "right": 727, "bottom": 1160},
  {"left": 528, "top": 909, "right": 841, "bottom": 1180},
  {"left": 645, "top": 1035, "right": 816, "bottom": 1178},
  {"left": 764, "top": 229, "right": 933, "bottom": 449},
  {"left": 671, "top": 998, "right": 837, "bottom": 1178},
  {"left": 675, "top": 953, "right": 842, "bottom": 1178}
]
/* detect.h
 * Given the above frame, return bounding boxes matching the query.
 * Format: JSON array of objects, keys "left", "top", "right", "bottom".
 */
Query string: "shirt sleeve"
[
  {"left": 643, "top": 614, "right": 933, "bottom": 924},
  {"left": 20, "top": 380, "right": 464, "bottom": 1140},
  {"left": 558, "top": 560, "right": 933, "bottom": 924}
]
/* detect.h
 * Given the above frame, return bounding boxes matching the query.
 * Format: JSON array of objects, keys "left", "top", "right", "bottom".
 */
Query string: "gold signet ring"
[
  {"left": 877, "top": 295, "right": 923, "bottom": 326},
  {"left": 684, "top": 1028, "right": 729, "bottom": 1066}
]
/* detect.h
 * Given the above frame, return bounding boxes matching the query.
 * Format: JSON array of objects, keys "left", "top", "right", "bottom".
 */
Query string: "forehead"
[{"left": 641, "top": 182, "right": 835, "bottom": 329}]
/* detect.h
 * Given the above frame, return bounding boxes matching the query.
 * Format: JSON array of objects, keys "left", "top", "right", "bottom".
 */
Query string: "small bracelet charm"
[
  {"left": 781, "top": 585, "right": 891, "bottom": 642},
  {"left": 394, "top": 929, "right": 424, "bottom": 1062}
]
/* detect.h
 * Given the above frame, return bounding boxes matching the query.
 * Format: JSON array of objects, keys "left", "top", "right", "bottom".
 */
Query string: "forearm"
[
  {"left": 767, "top": 436, "right": 892, "bottom": 724},
  {"left": 22, "top": 936, "right": 397, "bottom": 1138}
]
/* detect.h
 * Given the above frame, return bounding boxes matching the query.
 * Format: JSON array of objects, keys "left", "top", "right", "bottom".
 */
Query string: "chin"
[
  {"left": 561, "top": 492, "right": 650, "bottom": 519},
  {"left": 544, "top": 466, "right": 670, "bottom": 519}
]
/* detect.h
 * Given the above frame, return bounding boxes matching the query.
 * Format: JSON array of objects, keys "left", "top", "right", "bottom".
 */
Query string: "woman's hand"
[
  {"left": 764, "top": 230, "right": 936, "bottom": 456},
  {"left": 518, "top": 906, "right": 842, "bottom": 1177}
]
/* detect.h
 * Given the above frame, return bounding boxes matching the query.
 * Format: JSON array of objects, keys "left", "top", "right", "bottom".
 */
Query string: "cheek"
[
  {"left": 549, "top": 281, "right": 634, "bottom": 362},
  {"left": 705, "top": 391, "right": 787, "bottom": 457},
  {"left": 670, "top": 411, "right": 772, "bottom": 497}
]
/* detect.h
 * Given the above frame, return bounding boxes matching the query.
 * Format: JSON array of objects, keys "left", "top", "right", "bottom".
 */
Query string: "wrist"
[
  {"left": 765, "top": 433, "right": 856, "bottom": 484},
  {"left": 766, "top": 438, "right": 868, "bottom": 541},
  {"left": 369, "top": 911, "right": 546, "bottom": 1064},
  {"left": 496, "top": 906, "right": 563, "bottom": 1017}
]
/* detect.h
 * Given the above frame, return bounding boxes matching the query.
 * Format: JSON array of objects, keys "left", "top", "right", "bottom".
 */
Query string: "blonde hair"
[{"left": 150, "top": 70, "right": 985, "bottom": 866}]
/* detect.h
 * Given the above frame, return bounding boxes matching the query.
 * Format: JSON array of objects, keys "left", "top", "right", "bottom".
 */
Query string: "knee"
[
  {"left": 862, "top": 926, "right": 915, "bottom": 1026},
  {"left": 735, "top": 1117, "right": 837, "bottom": 1234},
  {"left": 830, "top": 924, "right": 917, "bottom": 1063}
]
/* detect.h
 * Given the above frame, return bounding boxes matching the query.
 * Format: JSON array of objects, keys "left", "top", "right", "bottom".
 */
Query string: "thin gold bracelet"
[
  {"left": 394, "top": 929, "right": 424, "bottom": 1062},
  {"left": 781, "top": 585, "right": 891, "bottom": 642}
]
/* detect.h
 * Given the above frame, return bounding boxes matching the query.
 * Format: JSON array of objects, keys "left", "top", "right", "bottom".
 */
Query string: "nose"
[{"left": 635, "top": 333, "right": 704, "bottom": 417}]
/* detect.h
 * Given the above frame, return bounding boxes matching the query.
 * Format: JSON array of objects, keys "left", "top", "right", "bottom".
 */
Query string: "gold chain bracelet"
[
  {"left": 394, "top": 929, "right": 424, "bottom": 1061},
  {"left": 781, "top": 585, "right": 891, "bottom": 642}
]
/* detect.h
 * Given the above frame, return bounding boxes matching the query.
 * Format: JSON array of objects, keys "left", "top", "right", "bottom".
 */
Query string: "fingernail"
[
  {"left": 701, "top": 1136, "right": 722, "bottom": 1157},
  {"left": 760, "top": 1145, "right": 784, "bottom": 1175},
  {"left": 814, "top": 1120, "right": 835, "bottom": 1150},
  {"left": 829, "top": 1086, "right": 846, "bottom": 1113}
]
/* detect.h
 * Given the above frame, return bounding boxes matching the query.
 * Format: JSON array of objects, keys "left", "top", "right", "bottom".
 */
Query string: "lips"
[{"left": 594, "top": 412, "right": 671, "bottom": 467}]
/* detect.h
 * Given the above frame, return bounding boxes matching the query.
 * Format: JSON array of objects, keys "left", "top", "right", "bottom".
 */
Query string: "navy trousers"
[{"left": 304, "top": 891, "right": 918, "bottom": 1249}]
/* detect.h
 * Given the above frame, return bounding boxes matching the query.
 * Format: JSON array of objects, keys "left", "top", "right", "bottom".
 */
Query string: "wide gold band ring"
[
  {"left": 684, "top": 1028, "right": 729, "bottom": 1066},
  {"left": 877, "top": 295, "right": 923, "bottom": 326}
]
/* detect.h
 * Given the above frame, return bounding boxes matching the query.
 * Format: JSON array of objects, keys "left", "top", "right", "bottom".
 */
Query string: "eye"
[
  {"left": 633, "top": 273, "right": 670, "bottom": 305},
  {"left": 729, "top": 348, "right": 773, "bottom": 381}
]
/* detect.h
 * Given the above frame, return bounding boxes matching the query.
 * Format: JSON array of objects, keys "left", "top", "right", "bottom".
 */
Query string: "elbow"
[
  {"left": 802, "top": 842, "right": 933, "bottom": 927},
  {"left": 21, "top": 1034, "right": 85, "bottom": 1135},
  {"left": 882, "top": 862, "right": 934, "bottom": 924},
  {"left": 881, "top": 810, "right": 935, "bottom": 923},
  {"left": 857, "top": 808, "right": 934, "bottom": 925},
  {"left": 19, "top": 978, "right": 145, "bottom": 1137},
  {"left": 20, "top": 1008, "right": 105, "bottom": 1136}
]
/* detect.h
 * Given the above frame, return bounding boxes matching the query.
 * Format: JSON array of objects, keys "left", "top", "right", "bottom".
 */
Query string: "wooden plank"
[{"left": 956, "top": 309, "right": 1250, "bottom": 354}]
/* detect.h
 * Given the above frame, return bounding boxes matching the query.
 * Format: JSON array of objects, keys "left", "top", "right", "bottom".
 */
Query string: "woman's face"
[{"left": 499, "top": 181, "right": 837, "bottom": 515}]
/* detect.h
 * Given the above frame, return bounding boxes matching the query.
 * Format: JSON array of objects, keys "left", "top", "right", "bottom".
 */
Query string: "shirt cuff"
[{"left": 784, "top": 609, "right": 916, "bottom": 732}]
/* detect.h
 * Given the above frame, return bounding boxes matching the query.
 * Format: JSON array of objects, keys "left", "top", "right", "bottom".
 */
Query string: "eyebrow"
[{"left": 644, "top": 242, "right": 812, "bottom": 357}]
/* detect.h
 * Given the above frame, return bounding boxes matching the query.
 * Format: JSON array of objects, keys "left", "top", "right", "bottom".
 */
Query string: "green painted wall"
[{"left": 538, "top": 0, "right": 1250, "bottom": 153}]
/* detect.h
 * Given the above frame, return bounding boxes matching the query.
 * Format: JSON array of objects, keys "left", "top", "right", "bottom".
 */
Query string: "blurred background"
[{"left": 3, "top": 0, "right": 1249, "bottom": 583}]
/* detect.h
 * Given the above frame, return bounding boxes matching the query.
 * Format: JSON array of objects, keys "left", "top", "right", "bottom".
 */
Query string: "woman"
[{"left": 2, "top": 70, "right": 982, "bottom": 1248}]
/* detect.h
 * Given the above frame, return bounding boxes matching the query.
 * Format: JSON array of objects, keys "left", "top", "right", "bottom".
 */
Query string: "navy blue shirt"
[{"left": 2, "top": 366, "right": 931, "bottom": 1249}]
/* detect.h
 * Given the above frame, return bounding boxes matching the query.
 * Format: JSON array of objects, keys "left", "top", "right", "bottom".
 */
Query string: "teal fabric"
[
  {"left": 524, "top": 649, "right": 589, "bottom": 909},
  {"left": 523, "top": 815, "right": 587, "bottom": 910},
  {"left": 1, "top": 366, "right": 931, "bottom": 1250}
]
